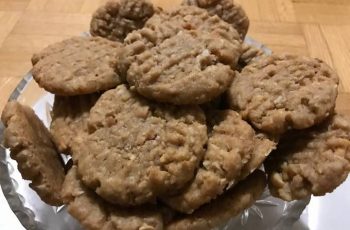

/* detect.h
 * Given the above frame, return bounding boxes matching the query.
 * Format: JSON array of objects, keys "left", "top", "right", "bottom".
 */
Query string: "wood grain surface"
[{"left": 0, "top": 0, "right": 349, "bottom": 113}]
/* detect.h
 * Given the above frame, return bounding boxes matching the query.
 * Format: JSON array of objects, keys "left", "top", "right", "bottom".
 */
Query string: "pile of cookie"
[{"left": 2, "top": 0, "right": 350, "bottom": 229}]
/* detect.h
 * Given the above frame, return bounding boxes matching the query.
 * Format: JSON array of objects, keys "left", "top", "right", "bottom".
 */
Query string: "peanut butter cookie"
[
  {"left": 90, "top": 0, "right": 155, "bottom": 42},
  {"left": 162, "top": 110, "right": 275, "bottom": 213},
  {"left": 32, "top": 37, "right": 123, "bottom": 96},
  {"left": 265, "top": 114, "right": 350, "bottom": 201},
  {"left": 183, "top": 0, "right": 249, "bottom": 39},
  {"left": 1, "top": 101, "right": 65, "bottom": 205},
  {"left": 227, "top": 54, "right": 339, "bottom": 134},
  {"left": 165, "top": 170, "right": 266, "bottom": 230},
  {"left": 120, "top": 5, "right": 242, "bottom": 80},
  {"left": 73, "top": 85, "right": 207, "bottom": 206},
  {"left": 50, "top": 93, "right": 101, "bottom": 154},
  {"left": 127, "top": 30, "right": 235, "bottom": 105},
  {"left": 62, "top": 166, "right": 163, "bottom": 230}
]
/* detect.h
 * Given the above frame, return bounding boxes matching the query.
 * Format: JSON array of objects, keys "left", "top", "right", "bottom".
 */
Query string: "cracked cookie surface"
[
  {"left": 237, "top": 43, "right": 266, "bottom": 70},
  {"left": 73, "top": 85, "right": 207, "bottom": 206},
  {"left": 125, "top": 6, "right": 242, "bottom": 59},
  {"left": 162, "top": 110, "right": 275, "bottom": 213},
  {"left": 90, "top": 0, "right": 155, "bottom": 42},
  {"left": 121, "top": 5, "right": 242, "bottom": 88},
  {"left": 127, "top": 30, "right": 235, "bottom": 105},
  {"left": 61, "top": 166, "right": 163, "bottom": 230},
  {"left": 227, "top": 54, "right": 339, "bottom": 134},
  {"left": 165, "top": 170, "right": 266, "bottom": 230},
  {"left": 265, "top": 114, "right": 350, "bottom": 201},
  {"left": 183, "top": 0, "right": 249, "bottom": 39},
  {"left": 1, "top": 102, "right": 65, "bottom": 205},
  {"left": 50, "top": 93, "right": 101, "bottom": 154},
  {"left": 32, "top": 37, "right": 123, "bottom": 96}
]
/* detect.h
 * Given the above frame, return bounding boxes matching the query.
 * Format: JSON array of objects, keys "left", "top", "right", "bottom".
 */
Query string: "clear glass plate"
[{"left": 0, "top": 37, "right": 310, "bottom": 230}]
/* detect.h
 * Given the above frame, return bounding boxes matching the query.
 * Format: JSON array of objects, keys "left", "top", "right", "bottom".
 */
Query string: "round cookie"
[
  {"left": 61, "top": 166, "right": 163, "bottom": 230},
  {"left": 227, "top": 54, "right": 339, "bottom": 134},
  {"left": 162, "top": 110, "right": 275, "bottom": 213},
  {"left": 1, "top": 102, "right": 65, "bottom": 206},
  {"left": 265, "top": 114, "right": 350, "bottom": 201},
  {"left": 183, "top": 0, "right": 250, "bottom": 39},
  {"left": 72, "top": 85, "right": 207, "bottom": 206},
  {"left": 90, "top": 0, "right": 155, "bottom": 42},
  {"left": 32, "top": 36, "right": 123, "bottom": 96},
  {"left": 121, "top": 5, "right": 242, "bottom": 76},
  {"left": 127, "top": 30, "right": 235, "bottom": 105},
  {"left": 165, "top": 170, "right": 266, "bottom": 230},
  {"left": 50, "top": 93, "right": 101, "bottom": 154}
]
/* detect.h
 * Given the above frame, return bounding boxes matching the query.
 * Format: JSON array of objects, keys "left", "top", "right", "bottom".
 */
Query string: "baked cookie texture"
[
  {"left": 3, "top": 0, "right": 349, "bottom": 228},
  {"left": 239, "top": 132, "right": 278, "bottom": 180},
  {"left": 183, "top": 0, "right": 250, "bottom": 39},
  {"left": 32, "top": 37, "right": 123, "bottom": 96},
  {"left": 265, "top": 114, "right": 350, "bottom": 201},
  {"left": 123, "top": 6, "right": 241, "bottom": 104},
  {"left": 1, "top": 101, "right": 65, "bottom": 206},
  {"left": 162, "top": 110, "right": 275, "bottom": 213},
  {"left": 227, "top": 54, "right": 339, "bottom": 134},
  {"left": 50, "top": 93, "right": 101, "bottom": 154},
  {"left": 61, "top": 166, "right": 163, "bottom": 230},
  {"left": 165, "top": 170, "right": 266, "bottom": 230},
  {"left": 90, "top": 0, "right": 155, "bottom": 42},
  {"left": 125, "top": 6, "right": 242, "bottom": 64},
  {"left": 237, "top": 43, "right": 266, "bottom": 70},
  {"left": 127, "top": 30, "right": 235, "bottom": 105},
  {"left": 73, "top": 85, "right": 207, "bottom": 206},
  {"left": 164, "top": 5, "right": 242, "bottom": 53}
]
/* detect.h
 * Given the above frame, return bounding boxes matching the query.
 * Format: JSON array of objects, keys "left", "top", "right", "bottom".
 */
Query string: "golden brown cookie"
[
  {"left": 73, "top": 85, "right": 207, "bottom": 206},
  {"left": 166, "top": 5, "right": 243, "bottom": 54},
  {"left": 227, "top": 54, "right": 339, "bottom": 134},
  {"left": 90, "top": 0, "right": 155, "bottom": 42},
  {"left": 120, "top": 5, "right": 242, "bottom": 80},
  {"left": 50, "top": 93, "right": 101, "bottom": 154},
  {"left": 162, "top": 110, "right": 275, "bottom": 213},
  {"left": 32, "top": 36, "right": 123, "bottom": 96},
  {"left": 125, "top": 5, "right": 242, "bottom": 61},
  {"left": 1, "top": 101, "right": 65, "bottom": 206},
  {"left": 265, "top": 114, "right": 350, "bottom": 201},
  {"left": 183, "top": 0, "right": 250, "bottom": 39},
  {"left": 127, "top": 30, "right": 235, "bottom": 105},
  {"left": 165, "top": 170, "right": 266, "bottom": 230},
  {"left": 123, "top": 6, "right": 242, "bottom": 105},
  {"left": 61, "top": 166, "right": 163, "bottom": 230}
]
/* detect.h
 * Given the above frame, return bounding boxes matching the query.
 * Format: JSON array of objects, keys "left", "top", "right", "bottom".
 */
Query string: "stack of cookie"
[{"left": 1, "top": 0, "right": 350, "bottom": 229}]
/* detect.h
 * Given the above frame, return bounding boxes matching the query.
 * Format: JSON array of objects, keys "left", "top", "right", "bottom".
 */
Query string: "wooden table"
[{"left": 0, "top": 0, "right": 349, "bottom": 114}]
